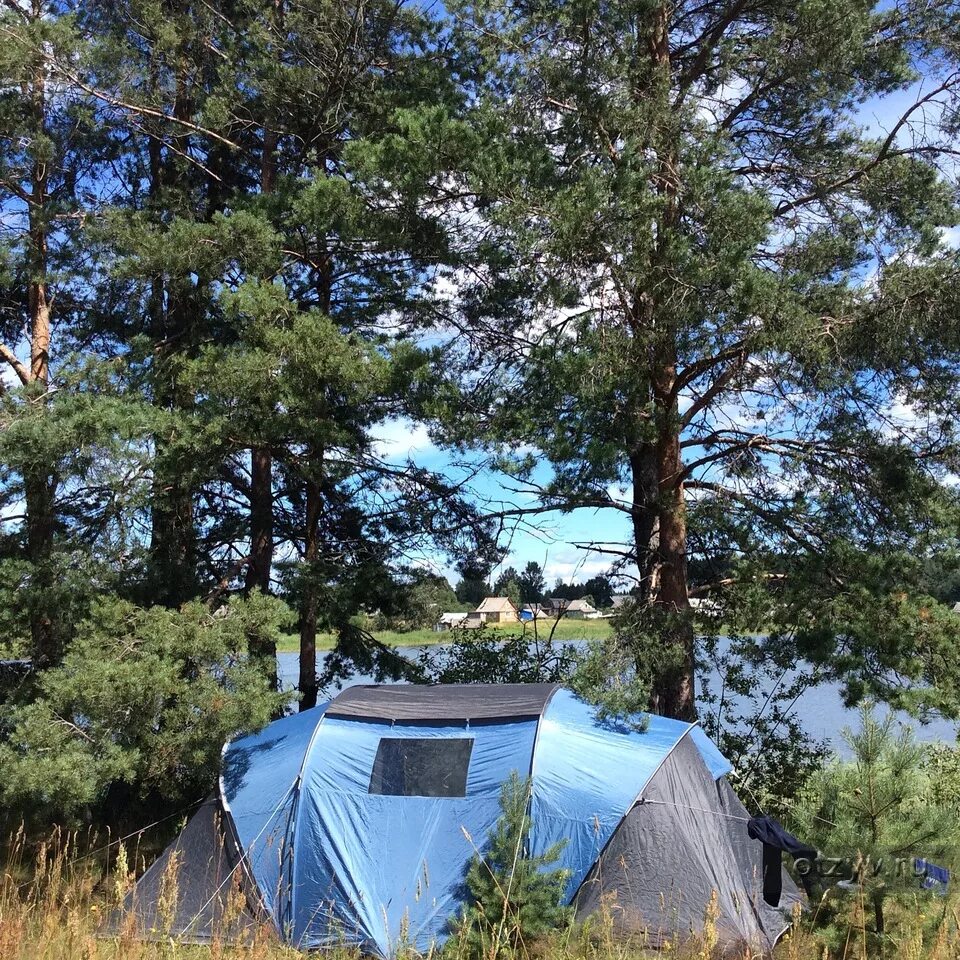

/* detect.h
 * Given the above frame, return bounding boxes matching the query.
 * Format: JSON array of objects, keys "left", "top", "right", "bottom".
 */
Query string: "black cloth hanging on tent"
[{"left": 747, "top": 816, "right": 818, "bottom": 906}]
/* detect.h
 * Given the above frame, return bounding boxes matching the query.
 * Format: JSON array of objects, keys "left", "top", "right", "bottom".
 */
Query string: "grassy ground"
[
  {"left": 4, "top": 807, "right": 960, "bottom": 960},
  {"left": 4, "top": 831, "right": 960, "bottom": 960},
  {"left": 275, "top": 618, "right": 613, "bottom": 653}
]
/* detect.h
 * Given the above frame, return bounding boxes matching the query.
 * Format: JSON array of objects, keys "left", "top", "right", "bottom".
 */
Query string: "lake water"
[{"left": 277, "top": 644, "right": 959, "bottom": 753}]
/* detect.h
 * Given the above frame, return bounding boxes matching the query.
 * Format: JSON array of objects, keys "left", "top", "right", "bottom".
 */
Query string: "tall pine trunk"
[
  {"left": 245, "top": 122, "right": 277, "bottom": 600},
  {"left": 24, "top": 13, "right": 59, "bottom": 666},
  {"left": 298, "top": 477, "right": 321, "bottom": 710},
  {"left": 651, "top": 358, "right": 695, "bottom": 720},
  {"left": 147, "top": 59, "right": 198, "bottom": 607},
  {"left": 628, "top": 446, "right": 659, "bottom": 601},
  {"left": 298, "top": 210, "right": 331, "bottom": 710},
  {"left": 245, "top": 120, "right": 278, "bottom": 688},
  {"left": 626, "top": 0, "right": 695, "bottom": 720},
  {"left": 245, "top": 448, "right": 274, "bottom": 586}
]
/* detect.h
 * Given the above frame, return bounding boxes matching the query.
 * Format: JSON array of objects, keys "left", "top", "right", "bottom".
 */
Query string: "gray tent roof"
[{"left": 326, "top": 682, "right": 560, "bottom": 722}]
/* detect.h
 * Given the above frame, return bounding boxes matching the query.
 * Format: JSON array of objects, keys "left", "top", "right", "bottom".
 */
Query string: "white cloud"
[
  {"left": 606, "top": 481, "right": 633, "bottom": 508},
  {"left": 0, "top": 497, "right": 25, "bottom": 529},
  {"left": 939, "top": 226, "right": 960, "bottom": 250},
  {"left": 373, "top": 418, "right": 436, "bottom": 462},
  {"left": 546, "top": 555, "right": 612, "bottom": 583},
  {"left": 879, "top": 393, "right": 930, "bottom": 442},
  {"left": 693, "top": 76, "right": 751, "bottom": 127},
  {"left": 0, "top": 339, "right": 28, "bottom": 390}
]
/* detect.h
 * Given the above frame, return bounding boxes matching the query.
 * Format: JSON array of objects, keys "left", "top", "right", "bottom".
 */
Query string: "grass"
[
  {"left": 4, "top": 821, "right": 960, "bottom": 960},
  {"left": 275, "top": 618, "right": 613, "bottom": 654}
]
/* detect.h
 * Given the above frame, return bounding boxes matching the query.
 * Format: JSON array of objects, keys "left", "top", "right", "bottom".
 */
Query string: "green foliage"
[
  {"left": 922, "top": 743, "right": 960, "bottom": 809},
  {"left": 697, "top": 631, "right": 830, "bottom": 818},
  {"left": 451, "top": 772, "right": 571, "bottom": 957},
  {"left": 369, "top": 572, "right": 463, "bottom": 630},
  {"left": 443, "top": 0, "right": 960, "bottom": 719},
  {"left": 419, "top": 627, "right": 578, "bottom": 684},
  {"left": 569, "top": 600, "right": 687, "bottom": 729},
  {"left": 493, "top": 567, "right": 522, "bottom": 607},
  {"left": 456, "top": 578, "right": 491, "bottom": 607},
  {"left": 715, "top": 545, "right": 960, "bottom": 719},
  {"left": 0, "top": 594, "right": 290, "bottom": 823},
  {"left": 3, "top": 0, "right": 960, "bottom": 837},
  {"left": 517, "top": 562, "right": 546, "bottom": 604},
  {"left": 788, "top": 705, "right": 960, "bottom": 946},
  {"left": 546, "top": 576, "right": 614, "bottom": 609}
]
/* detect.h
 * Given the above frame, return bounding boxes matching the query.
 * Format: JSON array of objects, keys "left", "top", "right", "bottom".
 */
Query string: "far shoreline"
[{"left": 275, "top": 617, "right": 615, "bottom": 653}]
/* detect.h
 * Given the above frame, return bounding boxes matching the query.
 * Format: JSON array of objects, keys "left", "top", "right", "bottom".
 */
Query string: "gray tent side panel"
[
  {"left": 327, "top": 682, "right": 560, "bottom": 722},
  {"left": 573, "top": 736, "right": 790, "bottom": 953},
  {"left": 105, "top": 798, "right": 262, "bottom": 944},
  {"left": 715, "top": 777, "right": 804, "bottom": 915}
]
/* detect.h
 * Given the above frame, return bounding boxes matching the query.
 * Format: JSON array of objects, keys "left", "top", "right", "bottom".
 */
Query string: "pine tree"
[
  {"left": 791, "top": 704, "right": 960, "bottom": 943},
  {"left": 446, "top": 0, "right": 960, "bottom": 720},
  {"left": 517, "top": 562, "right": 546, "bottom": 604},
  {"left": 0, "top": 0, "right": 120, "bottom": 666},
  {"left": 452, "top": 772, "right": 571, "bottom": 957}
]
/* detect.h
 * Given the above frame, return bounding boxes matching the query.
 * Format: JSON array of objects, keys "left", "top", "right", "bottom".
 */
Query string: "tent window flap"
[{"left": 369, "top": 737, "right": 474, "bottom": 797}]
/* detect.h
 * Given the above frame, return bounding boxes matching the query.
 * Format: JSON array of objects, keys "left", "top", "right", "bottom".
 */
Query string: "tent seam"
[
  {"left": 219, "top": 740, "right": 301, "bottom": 937},
  {"left": 218, "top": 742, "right": 275, "bottom": 931},
  {"left": 288, "top": 706, "right": 332, "bottom": 944},
  {"left": 527, "top": 683, "right": 560, "bottom": 781},
  {"left": 566, "top": 721, "right": 699, "bottom": 906}
]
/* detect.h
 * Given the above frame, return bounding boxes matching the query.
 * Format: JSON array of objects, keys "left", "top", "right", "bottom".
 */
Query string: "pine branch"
[{"left": 0, "top": 343, "right": 31, "bottom": 386}]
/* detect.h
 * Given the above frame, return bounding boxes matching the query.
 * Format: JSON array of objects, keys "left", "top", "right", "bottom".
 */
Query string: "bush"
[
  {"left": 418, "top": 628, "right": 578, "bottom": 684},
  {"left": 0, "top": 592, "right": 290, "bottom": 825}
]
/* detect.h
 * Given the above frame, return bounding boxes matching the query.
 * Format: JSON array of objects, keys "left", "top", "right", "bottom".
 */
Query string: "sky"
[{"left": 372, "top": 418, "right": 629, "bottom": 587}]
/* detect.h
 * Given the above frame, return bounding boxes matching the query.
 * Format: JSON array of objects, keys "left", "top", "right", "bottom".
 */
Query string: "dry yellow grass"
[{"left": 3, "top": 825, "right": 959, "bottom": 960}]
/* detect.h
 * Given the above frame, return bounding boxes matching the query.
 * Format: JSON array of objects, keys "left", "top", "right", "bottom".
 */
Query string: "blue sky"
[{"left": 373, "top": 419, "right": 631, "bottom": 586}]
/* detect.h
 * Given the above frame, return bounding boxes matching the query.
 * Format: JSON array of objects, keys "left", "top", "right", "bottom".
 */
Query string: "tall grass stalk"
[{"left": 3, "top": 826, "right": 960, "bottom": 959}]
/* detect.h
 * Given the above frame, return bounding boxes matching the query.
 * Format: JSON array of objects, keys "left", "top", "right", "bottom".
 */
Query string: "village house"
[
  {"left": 541, "top": 597, "right": 602, "bottom": 619},
  {"left": 434, "top": 612, "right": 469, "bottom": 632},
  {"left": 468, "top": 596, "right": 520, "bottom": 624},
  {"left": 562, "top": 598, "right": 601, "bottom": 619}
]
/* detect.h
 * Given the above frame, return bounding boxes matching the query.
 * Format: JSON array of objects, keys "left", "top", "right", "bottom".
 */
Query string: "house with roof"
[
  {"left": 541, "top": 598, "right": 569, "bottom": 616},
  {"left": 434, "top": 612, "right": 469, "bottom": 632},
  {"left": 468, "top": 597, "right": 520, "bottom": 624},
  {"left": 542, "top": 597, "right": 601, "bottom": 619},
  {"left": 563, "top": 598, "right": 601, "bottom": 619}
]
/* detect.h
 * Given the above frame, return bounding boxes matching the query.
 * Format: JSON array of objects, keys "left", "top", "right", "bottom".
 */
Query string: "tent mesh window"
[{"left": 369, "top": 737, "right": 474, "bottom": 797}]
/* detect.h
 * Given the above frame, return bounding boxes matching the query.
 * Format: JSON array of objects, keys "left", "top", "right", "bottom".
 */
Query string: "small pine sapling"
[
  {"left": 452, "top": 771, "right": 571, "bottom": 958},
  {"left": 790, "top": 704, "right": 960, "bottom": 949}
]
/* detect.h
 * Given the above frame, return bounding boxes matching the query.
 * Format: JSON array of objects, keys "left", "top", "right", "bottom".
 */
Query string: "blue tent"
[{"left": 124, "top": 684, "right": 797, "bottom": 953}]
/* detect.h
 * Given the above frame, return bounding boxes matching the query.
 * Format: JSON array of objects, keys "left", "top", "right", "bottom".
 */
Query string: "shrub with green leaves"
[
  {"left": 0, "top": 592, "right": 290, "bottom": 824},
  {"left": 450, "top": 771, "right": 571, "bottom": 958},
  {"left": 419, "top": 628, "right": 578, "bottom": 685}
]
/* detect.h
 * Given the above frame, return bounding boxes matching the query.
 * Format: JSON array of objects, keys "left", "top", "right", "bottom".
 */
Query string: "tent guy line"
[{"left": 638, "top": 798, "right": 752, "bottom": 823}]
